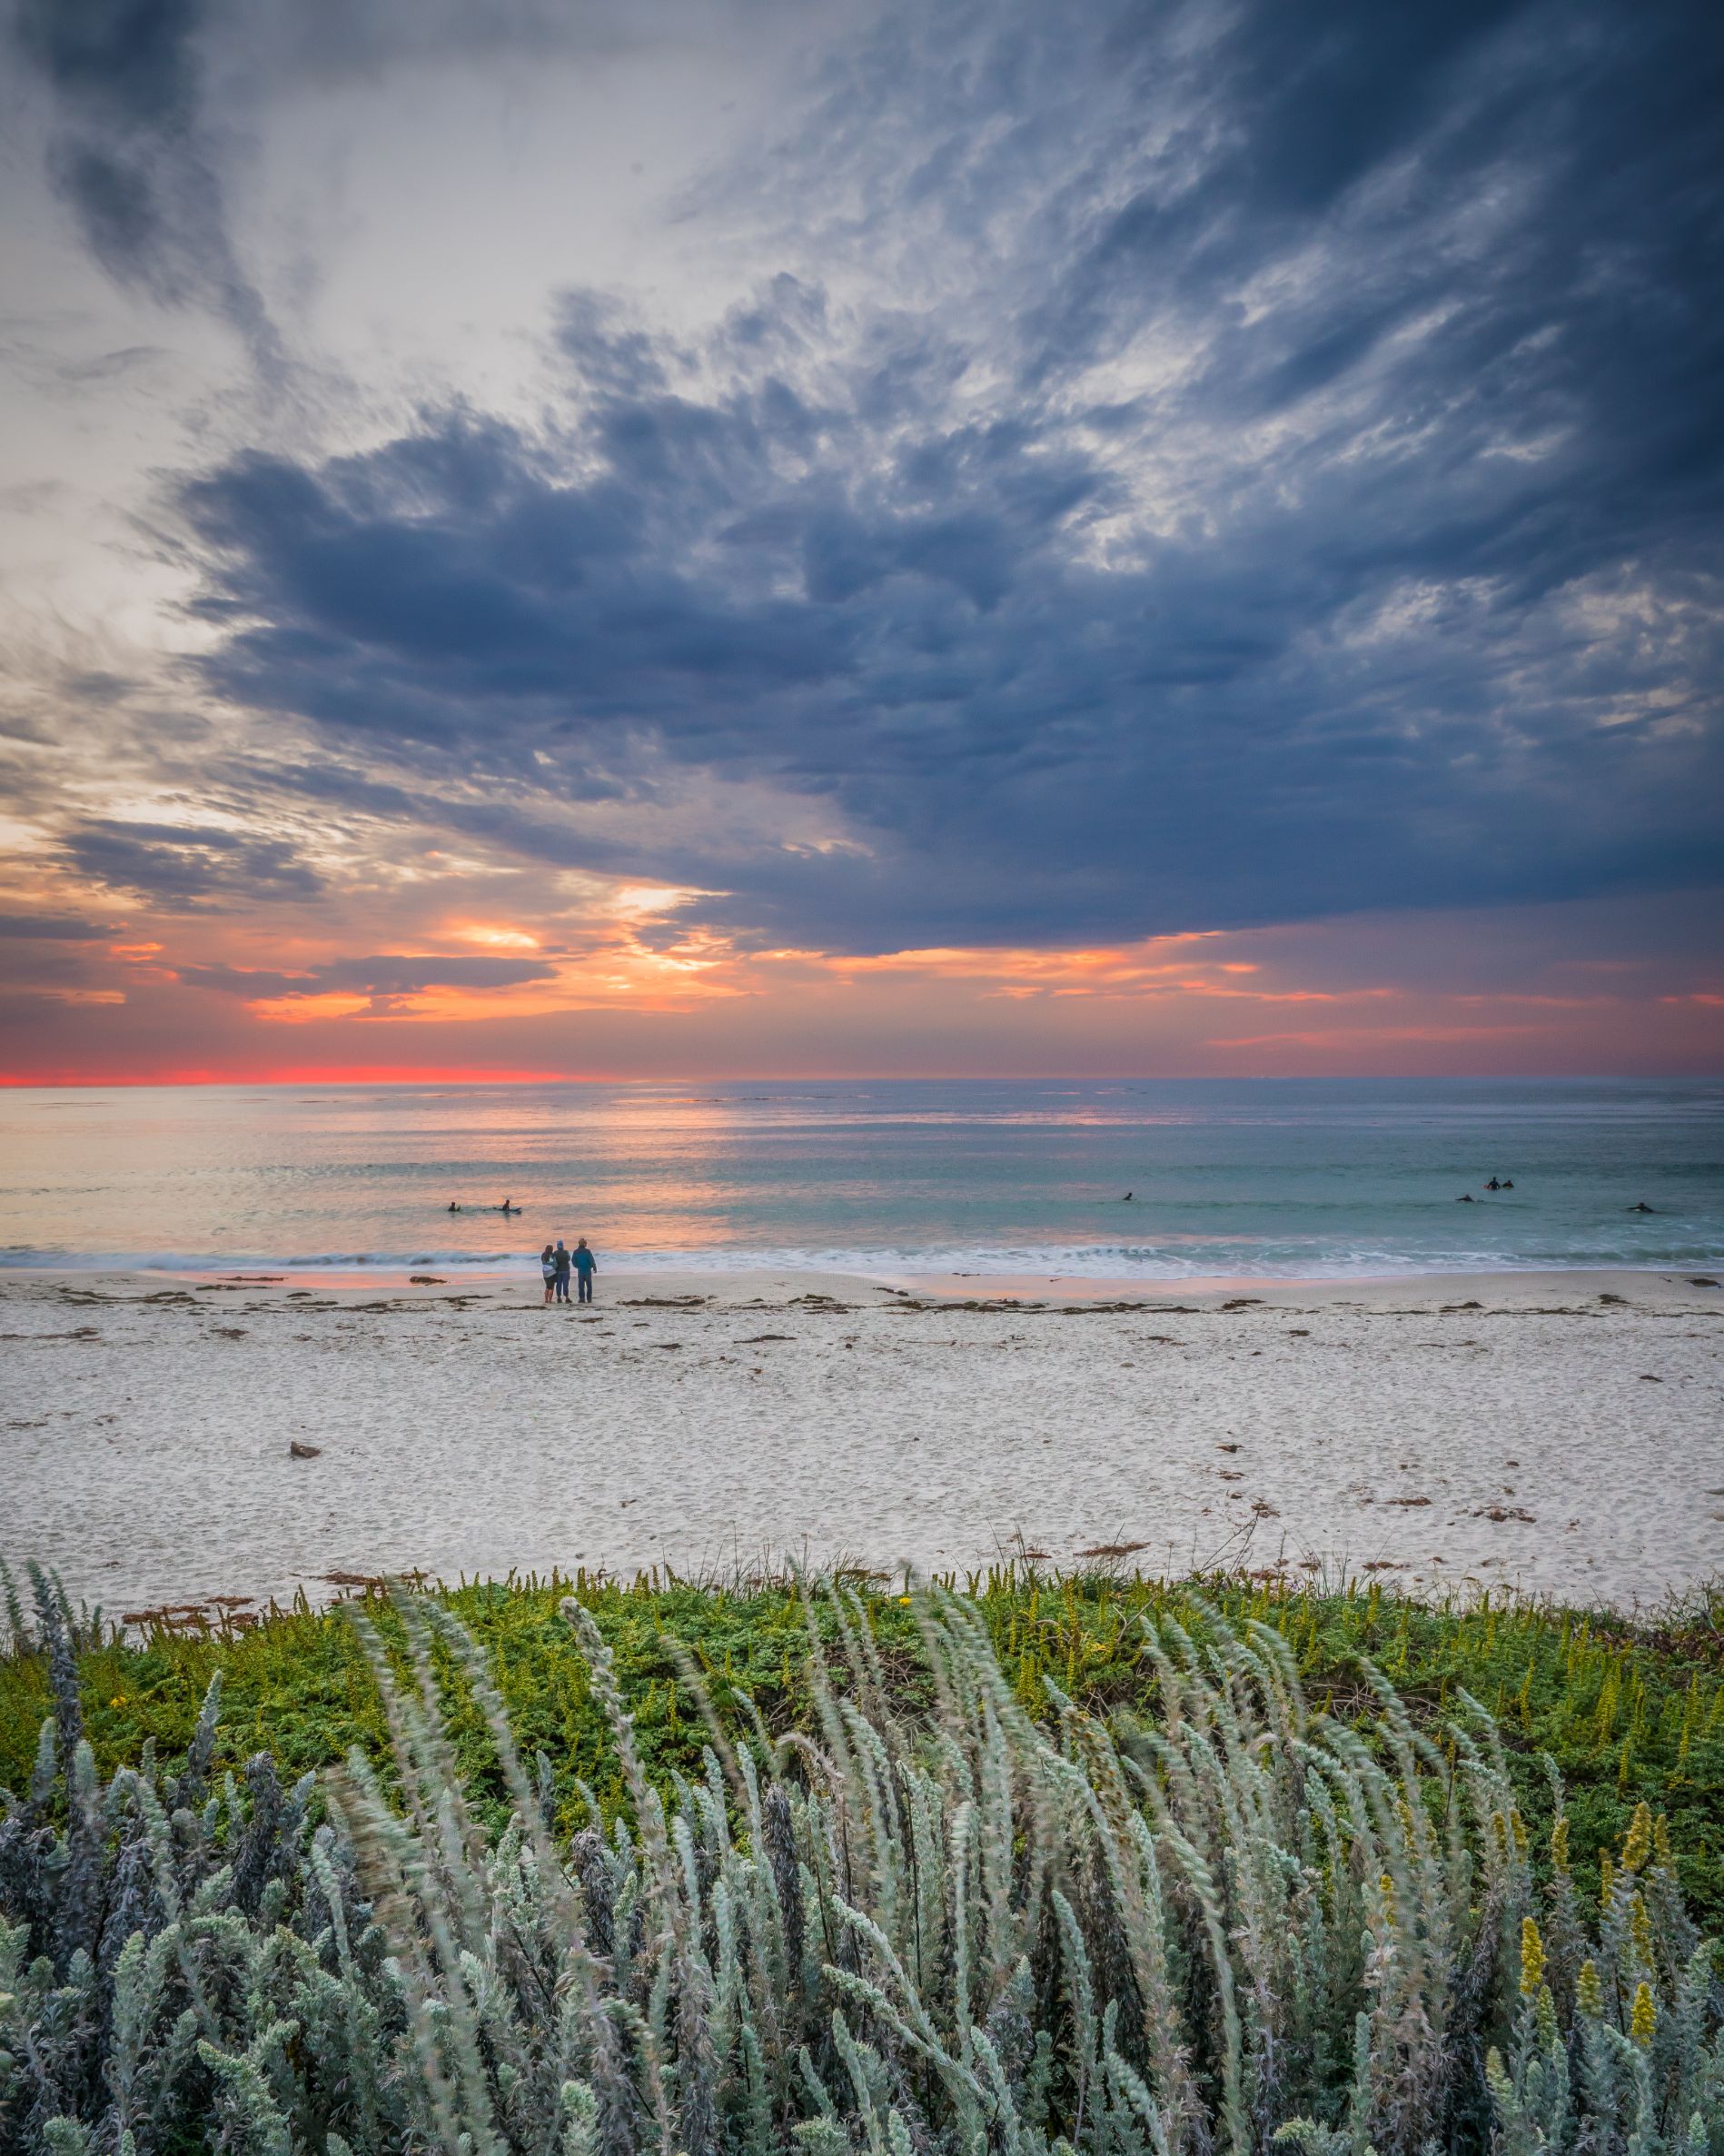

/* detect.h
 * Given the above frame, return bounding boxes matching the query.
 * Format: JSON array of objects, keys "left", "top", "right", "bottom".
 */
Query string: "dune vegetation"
[{"left": 2, "top": 1563, "right": 1720, "bottom": 2152}]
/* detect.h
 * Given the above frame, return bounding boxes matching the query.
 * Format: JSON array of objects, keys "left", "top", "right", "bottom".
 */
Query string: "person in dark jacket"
[
  {"left": 553, "top": 1239, "right": 572, "bottom": 1303},
  {"left": 572, "top": 1237, "right": 598, "bottom": 1303}
]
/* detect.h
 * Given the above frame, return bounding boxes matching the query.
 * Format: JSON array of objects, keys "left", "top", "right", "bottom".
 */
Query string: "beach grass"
[{"left": 5, "top": 1562, "right": 1721, "bottom": 1929}]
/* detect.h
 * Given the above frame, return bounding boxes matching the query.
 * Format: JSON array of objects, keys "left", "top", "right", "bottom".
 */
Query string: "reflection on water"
[{"left": 1, "top": 1078, "right": 1719, "bottom": 1277}]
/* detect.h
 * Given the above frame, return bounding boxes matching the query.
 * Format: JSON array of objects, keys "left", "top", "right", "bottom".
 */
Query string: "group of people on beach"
[{"left": 540, "top": 1237, "right": 598, "bottom": 1304}]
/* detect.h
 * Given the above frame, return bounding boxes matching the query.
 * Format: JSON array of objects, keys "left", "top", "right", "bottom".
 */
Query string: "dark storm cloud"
[
  {"left": 1037, "top": 4, "right": 1724, "bottom": 552},
  {"left": 171, "top": 0, "right": 1723, "bottom": 949},
  {"left": 61, "top": 820, "right": 322, "bottom": 907}
]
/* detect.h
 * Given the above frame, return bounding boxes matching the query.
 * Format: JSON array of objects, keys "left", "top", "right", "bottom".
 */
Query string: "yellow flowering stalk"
[
  {"left": 1519, "top": 1916, "right": 1545, "bottom": 1996},
  {"left": 1577, "top": 1960, "right": 1603, "bottom": 2018},
  {"left": 1551, "top": 1816, "right": 1570, "bottom": 1874},
  {"left": 1630, "top": 1981, "right": 1657, "bottom": 2047},
  {"left": 1653, "top": 1812, "right": 1672, "bottom": 1869},
  {"left": 1600, "top": 1852, "right": 1615, "bottom": 1910},
  {"left": 1621, "top": 1801, "right": 1652, "bottom": 1873},
  {"left": 1630, "top": 1893, "right": 1654, "bottom": 1964}
]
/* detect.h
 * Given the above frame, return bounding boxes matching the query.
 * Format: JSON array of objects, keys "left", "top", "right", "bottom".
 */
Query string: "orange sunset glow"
[{"left": 3, "top": 840, "right": 1719, "bottom": 1079}]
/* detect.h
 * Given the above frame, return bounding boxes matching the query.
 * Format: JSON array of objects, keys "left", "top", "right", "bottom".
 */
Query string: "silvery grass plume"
[{"left": 1, "top": 1570, "right": 1719, "bottom": 2154}]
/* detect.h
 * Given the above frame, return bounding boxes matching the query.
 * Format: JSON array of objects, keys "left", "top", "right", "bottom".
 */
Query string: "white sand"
[{"left": 3, "top": 1266, "right": 1721, "bottom": 1619}]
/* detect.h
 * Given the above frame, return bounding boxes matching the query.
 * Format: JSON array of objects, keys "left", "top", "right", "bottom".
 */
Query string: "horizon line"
[{"left": 3, "top": 1069, "right": 1721, "bottom": 1091}]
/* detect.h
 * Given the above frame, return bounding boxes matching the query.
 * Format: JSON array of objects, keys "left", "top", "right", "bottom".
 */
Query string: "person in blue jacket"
[{"left": 572, "top": 1237, "right": 599, "bottom": 1303}]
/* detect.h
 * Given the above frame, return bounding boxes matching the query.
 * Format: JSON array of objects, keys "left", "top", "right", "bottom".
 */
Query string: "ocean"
[{"left": 1, "top": 1077, "right": 1719, "bottom": 1282}]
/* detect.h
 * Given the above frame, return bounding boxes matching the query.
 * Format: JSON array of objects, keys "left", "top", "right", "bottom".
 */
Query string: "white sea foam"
[{"left": 3, "top": 1237, "right": 1721, "bottom": 1278}]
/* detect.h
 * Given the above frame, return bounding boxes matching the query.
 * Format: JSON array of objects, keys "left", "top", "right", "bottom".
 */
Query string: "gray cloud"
[
  {"left": 8, "top": 0, "right": 811, "bottom": 378},
  {"left": 37, "top": 0, "right": 1724, "bottom": 953},
  {"left": 61, "top": 820, "right": 322, "bottom": 907},
  {"left": 0, "top": 910, "right": 114, "bottom": 939},
  {"left": 176, "top": 953, "right": 559, "bottom": 999},
  {"left": 11, "top": 0, "right": 281, "bottom": 372}
]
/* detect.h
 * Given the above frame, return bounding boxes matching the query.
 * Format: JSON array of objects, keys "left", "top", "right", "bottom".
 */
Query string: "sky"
[{"left": 0, "top": 0, "right": 1719, "bottom": 1083}]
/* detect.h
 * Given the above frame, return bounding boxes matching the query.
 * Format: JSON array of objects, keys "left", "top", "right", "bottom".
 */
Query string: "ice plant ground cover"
[{"left": 1, "top": 1568, "right": 1721, "bottom": 2151}]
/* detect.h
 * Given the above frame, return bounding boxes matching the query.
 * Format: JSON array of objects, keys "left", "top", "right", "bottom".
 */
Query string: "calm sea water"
[{"left": 1, "top": 1078, "right": 1719, "bottom": 1280}]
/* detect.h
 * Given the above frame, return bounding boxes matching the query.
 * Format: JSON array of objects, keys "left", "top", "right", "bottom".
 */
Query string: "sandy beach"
[{"left": 3, "top": 1265, "right": 1720, "bottom": 1620}]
